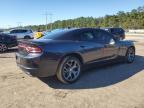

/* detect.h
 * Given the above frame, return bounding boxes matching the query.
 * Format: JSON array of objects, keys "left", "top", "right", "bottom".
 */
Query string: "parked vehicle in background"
[
  {"left": 102, "top": 27, "right": 125, "bottom": 40},
  {"left": 34, "top": 31, "right": 44, "bottom": 39},
  {"left": 9, "top": 29, "right": 34, "bottom": 39},
  {"left": 16, "top": 28, "right": 135, "bottom": 84},
  {"left": 0, "top": 33, "right": 17, "bottom": 52},
  {"left": 0, "top": 30, "right": 3, "bottom": 33}
]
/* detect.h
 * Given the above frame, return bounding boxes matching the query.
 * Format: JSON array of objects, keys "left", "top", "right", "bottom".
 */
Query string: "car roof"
[
  {"left": 10, "top": 29, "right": 32, "bottom": 31},
  {"left": 63, "top": 28, "right": 101, "bottom": 32},
  {"left": 102, "top": 27, "right": 123, "bottom": 29}
]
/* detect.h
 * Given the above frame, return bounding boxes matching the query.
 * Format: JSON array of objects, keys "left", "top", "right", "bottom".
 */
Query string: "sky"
[{"left": 0, "top": 0, "right": 144, "bottom": 28}]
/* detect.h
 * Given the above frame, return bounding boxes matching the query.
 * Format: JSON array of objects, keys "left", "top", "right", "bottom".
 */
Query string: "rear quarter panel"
[{"left": 117, "top": 40, "right": 135, "bottom": 56}]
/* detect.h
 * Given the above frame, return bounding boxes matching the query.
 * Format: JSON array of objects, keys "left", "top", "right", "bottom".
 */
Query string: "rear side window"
[
  {"left": 110, "top": 28, "right": 124, "bottom": 33},
  {"left": 41, "top": 30, "right": 72, "bottom": 40},
  {"left": 10, "top": 30, "right": 28, "bottom": 33},
  {"left": 19, "top": 30, "right": 28, "bottom": 33},
  {"left": 80, "top": 31, "right": 95, "bottom": 41},
  {"left": 10, "top": 30, "right": 18, "bottom": 33},
  {"left": 94, "top": 30, "right": 114, "bottom": 44}
]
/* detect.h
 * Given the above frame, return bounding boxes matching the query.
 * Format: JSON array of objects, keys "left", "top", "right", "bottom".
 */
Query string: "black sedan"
[
  {"left": 16, "top": 28, "right": 135, "bottom": 83},
  {"left": 0, "top": 33, "right": 17, "bottom": 52}
]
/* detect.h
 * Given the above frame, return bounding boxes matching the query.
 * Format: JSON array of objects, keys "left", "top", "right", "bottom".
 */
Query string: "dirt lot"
[{"left": 0, "top": 35, "right": 144, "bottom": 108}]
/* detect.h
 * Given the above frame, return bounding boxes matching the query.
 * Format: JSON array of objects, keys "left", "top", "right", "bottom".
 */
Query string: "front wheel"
[
  {"left": 56, "top": 56, "right": 81, "bottom": 84},
  {"left": 125, "top": 47, "right": 135, "bottom": 63}
]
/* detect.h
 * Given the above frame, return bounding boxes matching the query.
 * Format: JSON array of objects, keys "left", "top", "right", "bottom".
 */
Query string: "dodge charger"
[{"left": 16, "top": 28, "right": 135, "bottom": 83}]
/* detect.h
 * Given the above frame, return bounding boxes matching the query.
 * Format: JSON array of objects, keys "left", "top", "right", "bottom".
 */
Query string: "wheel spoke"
[
  {"left": 63, "top": 58, "right": 80, "bottom": 81},
  {"left": 0, "top": 44, "right": 7, "bottom": 52},
  {"left": 128, "top": 48, "right": 135, "bottom": 62}
]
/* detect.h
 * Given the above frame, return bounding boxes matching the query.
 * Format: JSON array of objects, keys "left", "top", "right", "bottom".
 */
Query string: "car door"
[
  {"left": 10, "top": 30, "right": 20, "bottom": 39},
  {"left": 79, "top": 29, "right": 105, "bottom": 63},
  {"left": 98, "top": 30, "right": 119, "bottom": 60},
  {"left": 16, "top": 30, "right": 26, "bottom": 39}
]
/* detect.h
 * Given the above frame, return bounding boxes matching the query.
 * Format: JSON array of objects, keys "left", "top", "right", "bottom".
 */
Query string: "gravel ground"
[{"left": 0, "top": 35, "right": 144, "bottom": 108}]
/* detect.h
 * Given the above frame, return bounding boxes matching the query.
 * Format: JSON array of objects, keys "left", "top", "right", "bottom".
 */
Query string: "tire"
[
  {"left": 24, "top": 36, "right": 31, "bottom": 39},
  {"left": 56, "top": 56, "right": 81, "bottom": 84},
  {"left": 0, "top": 43, "right": 8, "bottom": 52},
  {"left": 125, "top": 47, "right": 135, "bottom": 63}
]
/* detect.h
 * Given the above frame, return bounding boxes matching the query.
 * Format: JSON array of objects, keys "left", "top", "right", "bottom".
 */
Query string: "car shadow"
[
  {"left": 0, "top": 47, "right": 17, "bottom": 58},
  {"left": 7, "top": 47, "right": 18, "bottom": 53},
  {"left": 39, "top": 55, "right": 144, "bottom": 89}
]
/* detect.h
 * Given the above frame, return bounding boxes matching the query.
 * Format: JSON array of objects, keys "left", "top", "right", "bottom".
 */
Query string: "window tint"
[
  {"left": 55, "top": 32, "right": 80, "bottom": 41},
  {"left": 94, "top": 30, "right": 114, "bottom": 44},
  {"left": 110, "top": 28, "right": 124, "bottom": 33},
  {"left": 28, "top": 30, "right": 32, "bottom": 33},
  {"left": 10, "top": 30, "right": 18, "bottom": 33},
  {"left": 10, "top": 30, "right": 28, "bottom": 33},
  {"left": 18, "top": 30, "right": 27, "bottom": 33},
  {"left": 41, "top": 30, "right": 73, "bottom": 40},
  {"left": 80, "top": 31, "right": 95, "bottom": 41}
]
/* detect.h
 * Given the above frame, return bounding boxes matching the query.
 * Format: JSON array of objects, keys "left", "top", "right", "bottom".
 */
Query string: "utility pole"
[
  {"left": 49, "top": 13, "right": 53, "bottom": 30},
  {"left": 43, "top": 11, "right": 53, "bottom": 31},
  {"left": 17, "top": 22, "right": 22, "bottom": 28}
]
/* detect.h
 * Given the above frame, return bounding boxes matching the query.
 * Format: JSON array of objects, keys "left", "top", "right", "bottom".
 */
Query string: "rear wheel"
[
  {"left": 125, "top": 47, "right": 135, "bottom": 63},
  {"left": 0, "top": 43, "right": 8, "bottom": 52},
  {"left": 56, "top": 56, "right": 81, "bottom": 84}
]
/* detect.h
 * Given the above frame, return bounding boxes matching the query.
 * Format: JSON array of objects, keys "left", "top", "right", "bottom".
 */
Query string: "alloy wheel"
[
  {"left": 127, "top": 47, "right": 135, "bottom": 63},
  {"left": 62, "top": 59, "right": 81, "bottom": 82},
  {"left": 0, "top": 44, "right": 7, "bottom": 52}
]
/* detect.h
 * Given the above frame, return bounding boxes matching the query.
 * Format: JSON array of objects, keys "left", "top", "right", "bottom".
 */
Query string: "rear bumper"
[
  {"left": 17, "top": 64, "right": 39, "bottom": 76},
  {"left": 16, "top": 53, "right": 60, "bottom": 77}
]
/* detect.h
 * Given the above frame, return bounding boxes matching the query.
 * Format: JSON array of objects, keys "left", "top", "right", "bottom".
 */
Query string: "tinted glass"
[
  {"left": 41, "top": 29, "right": 72, "bottom": 40},
  {"left": 94, "top": 30, "right": 113, "bottom": 44},
  {"left": 80, "top": 31, "right": 95, "bottom": 41},
  {"left": 21, "top": 30, "right": 28, "bottom": 33},
  {"left": 10, "top": 29, "right": 28, "bottom": 33},
  {"left": 28, "top": 30, "right": 32, "bottom": 33},
  {"left": 111, "top": 28, "right": 124, "bottom": 33},
  {"left": 10, "top": 30, "right": 18, "bottom": 33}
]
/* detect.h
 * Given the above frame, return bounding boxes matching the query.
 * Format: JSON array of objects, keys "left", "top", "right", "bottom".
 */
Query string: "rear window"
[
  {"left": 111, "top": 28, "right": 124, "bottom": 33},
  {"left": 41, "top": 29, "right": 72, "bottom": 40}
]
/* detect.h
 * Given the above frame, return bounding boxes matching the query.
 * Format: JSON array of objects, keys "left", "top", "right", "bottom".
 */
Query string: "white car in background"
[{"left": 9, "top": 29, "right": 34, "bottom": 39}]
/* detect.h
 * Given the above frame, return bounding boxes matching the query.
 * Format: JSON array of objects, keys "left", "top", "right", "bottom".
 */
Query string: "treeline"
[{"left": 25, "top": 6, "right": 144, "bottom": 31}]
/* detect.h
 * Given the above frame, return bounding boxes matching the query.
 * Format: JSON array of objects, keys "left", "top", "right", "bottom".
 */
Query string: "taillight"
[
  {"left": 18, "top": 44, "right": 42, "bottom": 53},
  {"left": 26, "top": 46, "right": 42, "bottom": 53}
]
